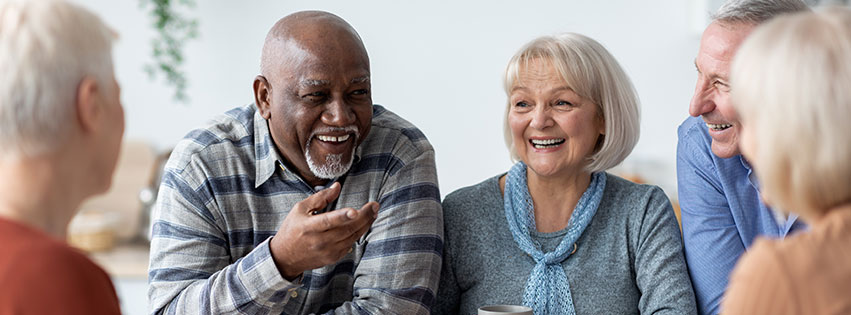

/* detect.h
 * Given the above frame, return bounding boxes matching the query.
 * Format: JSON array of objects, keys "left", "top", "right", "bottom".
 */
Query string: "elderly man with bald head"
[{"left": 148, "top": 11, "right": 442, "bottom": 314}]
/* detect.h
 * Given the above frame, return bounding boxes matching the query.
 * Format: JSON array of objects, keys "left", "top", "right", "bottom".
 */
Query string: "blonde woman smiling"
[{"left": 434, "top": 33, "right": 696, "bottom": 315}]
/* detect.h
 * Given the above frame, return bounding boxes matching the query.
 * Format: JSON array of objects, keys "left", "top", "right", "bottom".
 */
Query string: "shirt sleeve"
[
  {"left": 677, "top": 125, "right": 745, "bottom": 315},
  {"left": 147, "top": 167, "right": 302, "bottom": 314},
  {"left": 634, "top": 186, "right": 699, "bottom": 315},
  {"left": 721, "top": 240, "right": 799, "bottom": 315},
  {"left": 326, "top": 140, "right": 444, "bottom": 314}
]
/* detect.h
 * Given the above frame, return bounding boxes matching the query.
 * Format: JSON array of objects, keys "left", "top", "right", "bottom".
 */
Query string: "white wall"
[{"left": 71, "top": 0, "right": 716, "bottom": 199}]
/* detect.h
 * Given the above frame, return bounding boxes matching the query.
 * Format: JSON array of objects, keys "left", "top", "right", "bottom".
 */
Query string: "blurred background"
[
  {"left": 63, "top": 0, "right": 842, "bottom": 313},
  {"left": 77, "top": 0, "right": 724, "bottom": 199}
]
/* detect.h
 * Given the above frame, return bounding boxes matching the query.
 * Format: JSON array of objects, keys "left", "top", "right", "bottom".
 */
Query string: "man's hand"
[{"left": 269, "top": 182, "right": 379, "bottom": 280}]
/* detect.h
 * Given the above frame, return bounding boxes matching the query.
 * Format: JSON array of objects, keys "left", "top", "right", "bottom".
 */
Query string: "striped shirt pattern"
[{"left": 148, "top": 104, "right": 443, "bottom": 315}]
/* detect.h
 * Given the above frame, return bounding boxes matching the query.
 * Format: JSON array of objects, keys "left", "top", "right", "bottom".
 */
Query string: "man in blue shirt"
[{"left": 677, "top": 0, "right": 809, "bottom": 314}]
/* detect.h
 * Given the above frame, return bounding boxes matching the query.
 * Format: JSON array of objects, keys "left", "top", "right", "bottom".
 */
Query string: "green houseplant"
[{"left": 140, "top": 0, "right": 199, "bottom": 102}]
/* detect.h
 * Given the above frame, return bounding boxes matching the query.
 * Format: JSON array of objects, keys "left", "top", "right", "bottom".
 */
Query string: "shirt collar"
[
  {"left": 740, "top": 154, "right": 801, "bottom": 229},
  {"left": 739, "top": 156, "right": 759, "bottom": 189},
  {"left": 254, "top": 109, "right": 281, "bottom": 188}
]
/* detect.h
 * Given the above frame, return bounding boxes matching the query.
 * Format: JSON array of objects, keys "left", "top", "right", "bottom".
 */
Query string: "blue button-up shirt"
[
  {"left": 676, "top": 116, "right": 805, "bottom": 315},
  {"left": 148, "top": 104, "right": 443, "bottom": 314}
]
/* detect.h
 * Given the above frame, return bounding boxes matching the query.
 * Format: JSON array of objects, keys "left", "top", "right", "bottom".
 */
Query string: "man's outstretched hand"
[{"left": 269, "top": 182, "right": 379, "bottom": 280}]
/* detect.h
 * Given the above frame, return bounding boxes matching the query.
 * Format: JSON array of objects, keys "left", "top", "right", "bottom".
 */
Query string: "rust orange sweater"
[
  {"left": 0, "top": 218, "right": 121, "bottom": 315},
  {"left": 724, "top": 209, "right": 851, "bottom": 315}
]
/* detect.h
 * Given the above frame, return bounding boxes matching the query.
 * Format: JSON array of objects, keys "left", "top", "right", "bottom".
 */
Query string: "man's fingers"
[
  {"left": 307, "top": 202, "right": 378, "bottom": 233},
  {"left": 349, "top": 217, "right": 373, "bottom": 241},
  {"left": 329, "top": 221, "right": 372, "bottom": 255},
  {"left": 309, "top": 207, "right": 357, "bottom": 231},
  {"left": 348, "top": 202, "right": 378, "bottom": 234},
  {"left": 359, "top": 201, "right": 379, "bottom": 217},
  {"left": 332, "top": 205, "right": 378, "bottom": 241},
  {"left": 299, "top": 182, "right": 342, "bottom": 214}
]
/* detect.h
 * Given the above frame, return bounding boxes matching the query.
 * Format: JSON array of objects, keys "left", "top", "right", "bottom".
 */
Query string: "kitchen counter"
[{"left": 89, "top": 242, "right": 150, "bottom": 279}]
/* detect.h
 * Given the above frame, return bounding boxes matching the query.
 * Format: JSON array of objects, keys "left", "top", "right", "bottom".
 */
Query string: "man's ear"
[
  {"left": 76, "top": 77, "right": 101, "bottom": 133},
  {"left": 254, "top": 75, "right": 272, "bottom": 119}
]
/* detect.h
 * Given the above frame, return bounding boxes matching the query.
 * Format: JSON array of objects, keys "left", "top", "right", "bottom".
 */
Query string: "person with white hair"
[
  {"left": 675, "top": 0, "right": 810, "bottom": 313},
  {"left": 0, "top": 0, "right": 124, "bottom": 314},
  {"left": 434, "top": 33, "right": 696, "bottom": 315},
  {"left": 722, "top": 7, "right": 851, "bottom": 314}
]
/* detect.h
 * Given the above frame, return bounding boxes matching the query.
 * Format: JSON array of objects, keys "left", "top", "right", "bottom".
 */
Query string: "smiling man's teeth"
[
  {"left": 530, "top": 139, "right": 565, "bottom": 148},
  {"left": 707, "top": 123, "right": 733, "bottom": 131},
  {"left": 316, "top": 134, "right": 350, "bottom": 142}
]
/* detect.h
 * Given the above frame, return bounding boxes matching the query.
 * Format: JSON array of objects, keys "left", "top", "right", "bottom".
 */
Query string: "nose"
[
  {"left": 689, "top": 77, "right": 715, "bottom": 117},
  {"left": 529, "top": 105, "right": 553, "bottom": 130},
  {"left": 322, "top": 98, "right": 356, "bottom": 127}
]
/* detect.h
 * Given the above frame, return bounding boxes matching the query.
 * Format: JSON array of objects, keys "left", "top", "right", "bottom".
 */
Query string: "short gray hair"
[
  {"left": 712, "top": 0, "right": 810, "bottom": 25},
  {"left": 0, "top": 0, "right": 116, "bottom": 158},
  {"left": 731, "top": 7, "right": 851, "bottom": 217},
  {"left": 503, "top": 33, "right": 640, "bottom": 173}
]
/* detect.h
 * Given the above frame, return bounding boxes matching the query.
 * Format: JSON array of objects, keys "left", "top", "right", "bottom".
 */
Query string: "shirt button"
[{"left": 290, "top": 291, "right": 298, "bottom": 298}]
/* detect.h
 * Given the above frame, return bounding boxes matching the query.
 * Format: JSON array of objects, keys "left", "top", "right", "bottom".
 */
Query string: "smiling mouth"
[
  {"left": 316, "top": 134, "right": 351, "bottom": 143},
  {"left": 530, "top": 138, "right": 565, "bottom": 149},
  {"left": 707, "top": 123, "right": 733, "bottom": 131}
]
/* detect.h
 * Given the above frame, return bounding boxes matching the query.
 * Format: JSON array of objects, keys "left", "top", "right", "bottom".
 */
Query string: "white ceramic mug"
[{"left": 478, "top": 305, "right": 533, "bottom": 315}]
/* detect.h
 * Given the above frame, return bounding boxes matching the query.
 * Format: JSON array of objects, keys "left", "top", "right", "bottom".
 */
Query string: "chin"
[
  {"left": 710, "top": 143, "right": 741, "bottom": 159},
  {"left": 307, "top": 152, "right": 355, "bottom": 179},
  {"left": 525, "top": 162, "right": 562, "bottom": 178}
]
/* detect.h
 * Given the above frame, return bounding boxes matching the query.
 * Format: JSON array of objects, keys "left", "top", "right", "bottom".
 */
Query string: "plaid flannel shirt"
[{"left": 148, "top": 104, "right": 443, "bottom": 314}]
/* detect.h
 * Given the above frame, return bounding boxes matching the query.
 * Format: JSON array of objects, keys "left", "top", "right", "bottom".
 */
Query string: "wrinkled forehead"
[
  {"left": 507, "top": 56, "right": 563, "bottom": 89},
  {"left": 285, "top": 42, "right": 371, "bottom": 82},
  {"left": 512, "top": 59, "right": 579, "bottom": 97},
  {"left": 699, "top": 21, "right": 756, "bottom": 63},
  {"left": 295, "top": 76, "right": 370, "bottom": 90}
]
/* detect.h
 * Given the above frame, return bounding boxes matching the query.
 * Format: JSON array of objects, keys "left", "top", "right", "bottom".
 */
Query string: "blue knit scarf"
[{"left": 503, "top": 161, "right": 606, "bottom": 315}]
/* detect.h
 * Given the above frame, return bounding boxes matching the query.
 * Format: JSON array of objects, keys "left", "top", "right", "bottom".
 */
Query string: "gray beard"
[
  {"left": 304, "top": 126, "right": 360, "bottom": 180},
  {"left": 305, "top": 142, "right": 356, "bottom": 180}
]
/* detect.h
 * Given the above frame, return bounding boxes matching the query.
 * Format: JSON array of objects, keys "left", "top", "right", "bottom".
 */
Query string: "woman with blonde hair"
[
  {"left": 723, "top": 7, "right": 851, "bottom": 314},
  {"left": 434, "top": 33, "right": 696, "bottom": 315}
]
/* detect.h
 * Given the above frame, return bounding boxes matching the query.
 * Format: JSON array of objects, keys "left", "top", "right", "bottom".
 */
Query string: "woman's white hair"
[
  {"left": 0, "top": 0, "right": 116, "bottom": 158},
  {"left": 731, "top": 6, "right": 851, "bottom": 217},
  {"left": 502, "top": 33, "right": 640, "bottom": 173}
]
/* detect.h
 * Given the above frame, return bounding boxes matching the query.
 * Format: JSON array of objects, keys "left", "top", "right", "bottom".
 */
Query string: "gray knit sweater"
[{"left": 434, "top": 173, "right": 697, "bottom": 315}]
